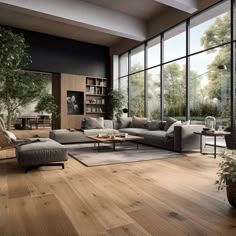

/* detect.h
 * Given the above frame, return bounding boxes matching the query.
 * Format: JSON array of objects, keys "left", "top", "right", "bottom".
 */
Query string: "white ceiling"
[
  {"left": 82, "top": 0, "right": 168, "bottom": 20},
  {"left": 0, "top": 0, "right": 213, "bottom": 47}
]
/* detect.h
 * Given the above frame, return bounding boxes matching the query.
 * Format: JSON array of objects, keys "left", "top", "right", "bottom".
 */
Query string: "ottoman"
[{"left": 16, "top": 138, "right": 68, "bottom": 173}]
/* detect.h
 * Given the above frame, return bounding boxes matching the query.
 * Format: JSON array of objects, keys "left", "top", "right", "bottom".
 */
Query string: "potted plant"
[
  {"left": 108, "top": 89, "right": 126, "bottom": 119},
  {"left": 216, "top": 148, "right": 236, "bottom": 207}
]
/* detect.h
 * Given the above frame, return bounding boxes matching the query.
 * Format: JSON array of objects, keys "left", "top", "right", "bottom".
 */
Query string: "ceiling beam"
[
  {"left": 154, "top": 0, "right": 199, "bottom": 14},
  {"left": 0, "top": 0, "right": 146, "bottom": 41}
]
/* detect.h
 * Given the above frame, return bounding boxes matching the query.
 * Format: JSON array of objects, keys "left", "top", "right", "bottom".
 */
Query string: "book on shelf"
[{"left": 88, "top": 86, "right": 95, "bottom": 94}]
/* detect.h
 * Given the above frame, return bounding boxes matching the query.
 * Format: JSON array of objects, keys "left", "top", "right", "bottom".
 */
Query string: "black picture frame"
[{"left": 67, "top": 91, "right": 84, "bottom": 115}]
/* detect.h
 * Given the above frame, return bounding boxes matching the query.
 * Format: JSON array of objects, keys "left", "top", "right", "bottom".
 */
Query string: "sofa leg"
[{"left": 25, "top": 163, "right": 64, "bottom": 173}]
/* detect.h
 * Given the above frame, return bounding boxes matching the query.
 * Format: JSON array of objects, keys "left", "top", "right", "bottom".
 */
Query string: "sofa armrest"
[{"left": 174, "top": 125, "right": 205, "bottom": 152}]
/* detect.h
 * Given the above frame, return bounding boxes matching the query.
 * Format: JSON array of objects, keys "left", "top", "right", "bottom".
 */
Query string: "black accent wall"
[{"left": 13, "top": 28, "right": 110, "bottom": 78}]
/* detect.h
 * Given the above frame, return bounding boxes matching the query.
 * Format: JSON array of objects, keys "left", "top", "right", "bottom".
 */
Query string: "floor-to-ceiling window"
[
  {"left": 189, "top": 0, "right": 231, "bottom": 125},
  {"left": 117, "top": 0, "right": 234, "bottom": 129},
  {"left": 146, "top": 37, "right": 161, "bottom": 119},
  {"left": 163, "top": 23, "right": 186, "bottom": 120}
]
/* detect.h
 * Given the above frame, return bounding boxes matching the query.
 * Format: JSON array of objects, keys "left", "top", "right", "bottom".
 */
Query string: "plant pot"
[{"left": 226, "top": 181, "right": 236, "bottom": 207}]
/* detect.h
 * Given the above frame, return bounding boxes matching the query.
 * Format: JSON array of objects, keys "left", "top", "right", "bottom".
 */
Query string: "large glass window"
[
  {"left": 190, "top": 0, "right": 230, "bottom": 54},
  {"left": 130, "top": 45, "right": 144, "bottom": 73},
  {"left": 147, "top": 37, "right": 161, "bottom": 68},
  {"left": 120, "top": 76, "right": 128, "bottom": 111},
  {"left": 116, "top": 0, "right": 234, "bottom": 126},
  {"left": 190, "top": 46, "right": 231, "bottom": 125},
  {"left": 164, "top": 22, "right": 186, "bottom": 62},
  {"left": 119, "top": 53, "right": 128, "bottom": 77},
  {"left": 130, "top": 72, "right": 144, "bottom": 117},
  {"left": 163, "top": 59, "right": 186, "bottom": 120},
  {"left": 147, "top": 67, "right": 161, "bottom": 119}
]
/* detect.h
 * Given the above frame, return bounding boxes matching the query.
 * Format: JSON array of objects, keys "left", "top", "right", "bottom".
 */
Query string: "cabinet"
[{"left": 86, "top": 77, "right": 107, "bottom": 117}]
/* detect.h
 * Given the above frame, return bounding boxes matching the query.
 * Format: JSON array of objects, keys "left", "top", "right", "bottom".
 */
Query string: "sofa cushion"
[
  {"left": 104, "top": 120, "right": 114, "bottom": 129},
  {"left": 84, "top": 117, "right": 104, "bottom": 129},
  {"left": 167, "top": 121, "right": 181, "bottom": 134},
  {"left": 119, "top": 128, "right": 147, "bottom": 136},
  {"left": 83, "top": 128, "right": 119, "bottom": 136},
  {"left": 146, "top": 120, "right": 163, "bottom": 130},
  {"left": 130, "top": 116, "right": 148, "bottom": 128},
  {"left": 141, "top": 130, "right": 168, "bottom": 142},
  {"left": 164, "top": 117, "right": 178, "bottom": 131},
  {"left": 117, "top": 117, "right": 132, "bottom": 129}
]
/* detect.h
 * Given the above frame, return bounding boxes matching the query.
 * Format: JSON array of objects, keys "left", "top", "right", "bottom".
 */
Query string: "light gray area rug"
[{"left": 66, "top": 142, "right": 182, "bottom": 167}]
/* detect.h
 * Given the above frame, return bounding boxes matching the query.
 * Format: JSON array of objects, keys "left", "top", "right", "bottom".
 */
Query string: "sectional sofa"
[{"left": 49, "top": 117, "right": 204, "bottom": 152}]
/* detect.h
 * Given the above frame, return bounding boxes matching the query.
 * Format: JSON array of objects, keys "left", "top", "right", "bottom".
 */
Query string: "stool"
[{"left": 16, "top": 138, "right": 68, "bottom": 173}]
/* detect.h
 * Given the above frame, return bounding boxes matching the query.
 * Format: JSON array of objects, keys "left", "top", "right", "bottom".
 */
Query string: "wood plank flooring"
[{"left": 0, "top": 129, "right": 236, "bottom": 236}]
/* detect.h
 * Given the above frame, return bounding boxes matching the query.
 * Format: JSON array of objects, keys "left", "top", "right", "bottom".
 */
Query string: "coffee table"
[{"left": 86, "top": 134, "right": 144, "bottom": 151}]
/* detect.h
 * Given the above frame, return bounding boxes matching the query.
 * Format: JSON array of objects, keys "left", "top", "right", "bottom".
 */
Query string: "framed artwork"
[{"left": 67, "top": 91, "right": 84, "bottom": 115}]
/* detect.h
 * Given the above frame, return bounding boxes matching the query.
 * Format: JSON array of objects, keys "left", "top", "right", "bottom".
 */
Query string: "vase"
[{"left": 226, "top": 181, "right": 236, "bottom": 207}]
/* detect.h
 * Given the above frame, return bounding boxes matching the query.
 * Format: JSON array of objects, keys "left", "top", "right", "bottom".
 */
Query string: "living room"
[{"left": 0, "top": 0, "right": 236, "bottom": 235}]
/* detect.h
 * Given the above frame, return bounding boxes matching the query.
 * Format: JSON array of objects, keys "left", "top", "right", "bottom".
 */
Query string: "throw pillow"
[
  {"left": 182, "top": 120, "right": 190, "bottom": 125},
  {"left": 166, "top": 121, "right": 181, "bottom": 134},
  {"left": 117, "top": 117, "right": 132, "bottom": 129},
  {"left": 84, "top": 117, "right": 104, "bottom": 129},
  {"left": 146, "top": 120, "right": 163, "bottom": 130},
  {"left": 164, "top": 117, "right": 178, "bottom": 131},
  {"left": 2, "top": 130, "right": 17, "bottom": 143},
  {"left": 130, "top": 116, "right": 148, "bottom": 128}
]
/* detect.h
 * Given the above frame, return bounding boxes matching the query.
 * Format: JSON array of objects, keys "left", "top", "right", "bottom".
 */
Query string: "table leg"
[
  {"left": 200, "top": 134, "right": 202, "bottom": 154},
  {"left": 214, "top": 135, "right": 216, "bottom": 159},
  {"left": 113, "top": 142, "right": 116, "bottom": 151},
  {"left": 137, "top": 143, "right": 139, "bottom": 150}
]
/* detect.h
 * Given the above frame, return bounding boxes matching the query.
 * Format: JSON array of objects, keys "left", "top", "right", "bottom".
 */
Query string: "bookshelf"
[{"left": 86, "top": 77, "right": 107, "bottom": 117}]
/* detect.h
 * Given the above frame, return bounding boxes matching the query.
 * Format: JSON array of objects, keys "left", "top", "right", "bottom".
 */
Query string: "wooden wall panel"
[
  {"left": 52, "top": 74, "right": 61, "bottom": 129},
  {"left": 60, "top": 73, "right": 86, "bottom": 129}
]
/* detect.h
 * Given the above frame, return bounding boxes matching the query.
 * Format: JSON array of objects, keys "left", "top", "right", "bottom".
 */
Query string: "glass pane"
[
  {"left": 164, "top": 22, "right": 186, "bottom": 62},
  {"left": 190, "top": 0, "right": 230, "bottom": 54},
  {"left": 130, "top": 72, "right": 144, "bottom": 117},
  {"left": 189, "top": 45, "right": 231, "bottom": 126},
  {"left": 147, "top": 67, "right": 161, "bottom": 119},
  {"left": 120, "top": 76, "right": 128, "bottom": 112},
  {"left": 130, "top": 45, "right": 144, "bottom": 73},
  {"left": 147, "top": 36, "right": 161, "bottom": 68},
  {"left": 119, "top": 53, "right": 128, "bottom": 77},
  {"left": 163, "top": 59, "right": 186, "bottom": 120}
]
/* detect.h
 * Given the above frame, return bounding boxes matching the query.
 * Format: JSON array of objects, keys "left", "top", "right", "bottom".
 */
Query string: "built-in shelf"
[{"left": 86, "top": 77, "right": 107, "bottom": 117}]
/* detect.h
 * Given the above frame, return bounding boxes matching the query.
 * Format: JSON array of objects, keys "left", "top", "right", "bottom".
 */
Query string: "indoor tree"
[
  {"left": 108, "top": 89, "right": 126, "bottom": 118},
  {"left": 0, "top": 26, "right": 48, "bottom": 129},
  {"left": 34, "top": 94, "right": 59, "bottom": 129}
]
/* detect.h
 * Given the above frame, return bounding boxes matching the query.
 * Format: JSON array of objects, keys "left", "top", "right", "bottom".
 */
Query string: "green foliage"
[
  {"left": 0, "top": 27, "right": 48, "bottom": 129},
  {"left": 35, "top": 94, "right": 59, "bottom": 119},
  {"left": 216, "top": 149, "right": 236, "bottom": 191},
  {"left": 35, "top": 94, "right": 59, "bottom": 129},
  {"left": 201, "top": 13, "right": 230, "bottom": 119},
  {"left": 130, "top": 67, "right": 145, "bottom": 117},
  {"left": 0, "top": 26, "right": 30, "bottom": 70},
  {"left": 163, "top": 63, "right": 185, "bottom": 117},
  {"left": 190, "top": 101, "right": 220, "bottom": 117},
  {"left": 108, "top": 90, "right": 126, "bottom": 118},
  {"left": 201, "top": 13, "right": 230, "bottom": 50}
]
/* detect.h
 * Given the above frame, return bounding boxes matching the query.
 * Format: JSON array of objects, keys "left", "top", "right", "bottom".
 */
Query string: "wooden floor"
[{"left": 0, "top": 130, "right": 236, "bottom": 236}]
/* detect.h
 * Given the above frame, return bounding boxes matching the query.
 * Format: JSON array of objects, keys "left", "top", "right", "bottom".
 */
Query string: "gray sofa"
[{"left": 49, "top": 118, "right": 204, "bottom": 152}]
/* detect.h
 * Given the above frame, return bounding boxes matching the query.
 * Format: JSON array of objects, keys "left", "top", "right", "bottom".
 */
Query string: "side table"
[{"left": 194, "top": 131, "right": 230, "bottom": 158}]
